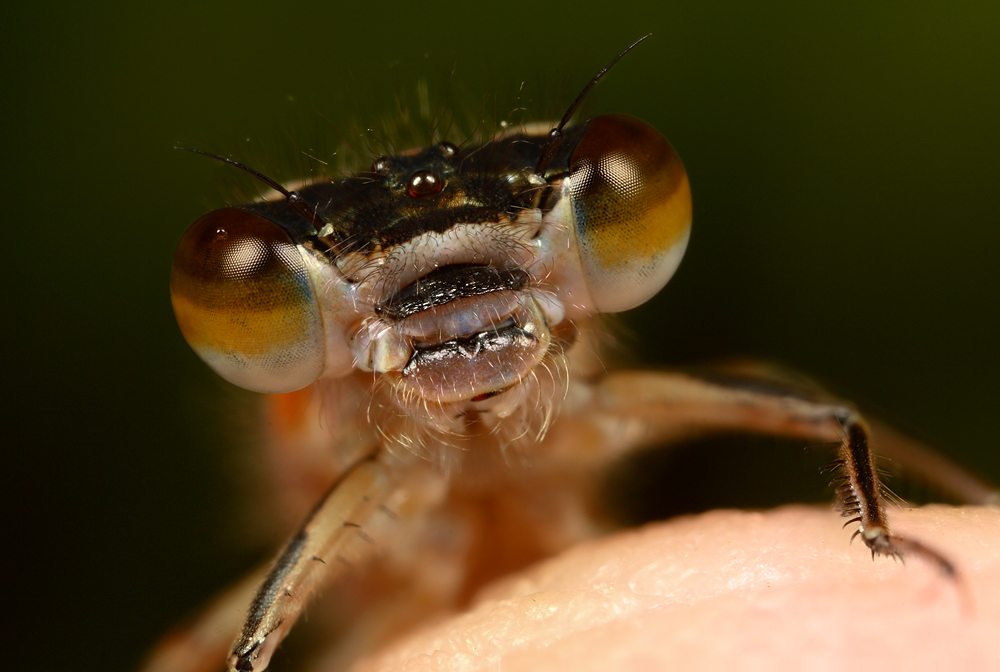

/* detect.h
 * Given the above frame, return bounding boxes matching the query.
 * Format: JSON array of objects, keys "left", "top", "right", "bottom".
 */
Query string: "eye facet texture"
[
  {"left": 569, "top": 114, "right": 692, "bottom": 313},
  {"left": 170, "top": 208, "right": 325, "bottom": 393}
]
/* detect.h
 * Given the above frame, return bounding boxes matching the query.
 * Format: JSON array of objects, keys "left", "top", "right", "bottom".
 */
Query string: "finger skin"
[{"left": 349, "top": 505, "right": 1000, "bottom": 671}]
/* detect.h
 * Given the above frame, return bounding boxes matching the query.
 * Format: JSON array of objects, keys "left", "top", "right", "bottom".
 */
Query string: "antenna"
[
  {"left": 175, "top": 146, "right": 327, "bottom": 234},
  {"left": 533, "top": 34, "right": 651, "bottom": 177}
]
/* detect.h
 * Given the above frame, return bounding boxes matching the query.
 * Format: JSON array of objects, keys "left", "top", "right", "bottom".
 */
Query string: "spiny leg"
[
  {"left": 589, "top": 369, "right": 983, "bottom": 574},
  {"left": 658, "top": 360, "right": 997, "bottom": 506},
  {"left": 228, "top": 454, "right": 446, "bottom": 672},
  {"left": 138, "top": 452, "right": 446, "bottom": 672},
  {"left": 832, "top": 415, "right": 954, "bottom": 571}
]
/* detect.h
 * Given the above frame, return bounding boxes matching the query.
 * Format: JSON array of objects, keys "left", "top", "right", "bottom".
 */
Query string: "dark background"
[{"left": 6, "top": 2, "right": 998, "bottom": 670}]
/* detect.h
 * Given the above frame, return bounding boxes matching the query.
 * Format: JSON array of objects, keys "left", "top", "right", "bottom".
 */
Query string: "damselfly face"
[{"left": 171, "top": 114, "right": 691, "bottom": 449}]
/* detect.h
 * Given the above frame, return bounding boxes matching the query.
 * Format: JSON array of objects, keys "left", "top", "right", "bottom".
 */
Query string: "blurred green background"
[{"left": 6, "top": 2, "right": 998, "bottom": 670}]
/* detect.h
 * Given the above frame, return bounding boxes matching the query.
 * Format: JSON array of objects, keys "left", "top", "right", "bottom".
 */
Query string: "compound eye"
[
  {"left": 568, "top": 114, "right": 692, "bottom": 313},
  {"left": 170, "top": 208, "right": 325, "bottom": 393}
]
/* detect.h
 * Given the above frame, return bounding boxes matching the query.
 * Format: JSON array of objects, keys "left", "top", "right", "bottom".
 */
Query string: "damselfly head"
[{"left": 170, "top": 38, "right": 692, "bottom": 448}]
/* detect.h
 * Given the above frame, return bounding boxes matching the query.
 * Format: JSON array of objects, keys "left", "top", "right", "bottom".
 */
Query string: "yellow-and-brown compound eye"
[
  {"left": 568, "top": 114, "right": 692, "bottom": 313},
  {"left": 170, "top": 208, "right": 325, "bottom": 393}
]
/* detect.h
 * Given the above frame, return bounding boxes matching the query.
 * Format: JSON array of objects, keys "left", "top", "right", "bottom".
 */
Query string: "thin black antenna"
[
  {"left": 175, "top": 146, "right": 327, "bottom": 234},
  {"left": 533, "top": 34, "right": 651, "bottom": 177}
]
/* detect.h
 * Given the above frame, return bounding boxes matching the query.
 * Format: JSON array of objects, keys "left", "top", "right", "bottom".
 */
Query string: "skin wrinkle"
[{"left": 346, "top": 505, "right": 1000, "bottom": 672}]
